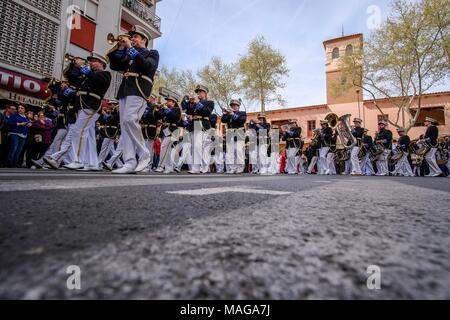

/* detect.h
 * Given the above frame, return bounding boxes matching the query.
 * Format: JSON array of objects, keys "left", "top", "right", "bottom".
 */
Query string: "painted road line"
[{"left": 167, "top": 186, "right": 292, "bottom": 196}]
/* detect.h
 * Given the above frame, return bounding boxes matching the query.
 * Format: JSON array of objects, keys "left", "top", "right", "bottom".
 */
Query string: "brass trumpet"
[
  {"left": 64, "top": 53, "right": 86, "bottom": 64},
  {"left": 107, "top": 33, "right": 131, "bottom": 45}
]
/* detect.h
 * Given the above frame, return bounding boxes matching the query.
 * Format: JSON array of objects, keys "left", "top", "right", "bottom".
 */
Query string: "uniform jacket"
[
  {"left": 425, "top": 125, "right": 438, "bottom": 146},
  {"left": 108, "top": 47, "right": 159, "bottom": 100},
  {"left": 77, "top": 70, "right": 112, "bottom": 111},
  {"left": 375, "top": 128, "right": 393, "bottom": 149}
]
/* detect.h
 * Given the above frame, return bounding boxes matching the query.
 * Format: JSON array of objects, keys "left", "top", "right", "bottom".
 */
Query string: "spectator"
[
  {"left": 153, "top": 137, "right": 161, "bottom": 169},
  {"left": 31, "top": 111, "right": 55, "bottom": 162},
  {"left": 6, "top": 105, "right": 31, "bottom": 167},
  {"left": 20, "top": 110, "right": 35, "bottom": 168},
  {"left": 1, "top": 105, "right": 18, "bottom": 166}
]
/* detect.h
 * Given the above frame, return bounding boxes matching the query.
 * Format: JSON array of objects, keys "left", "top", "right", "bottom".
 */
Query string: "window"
[
  {"left": 307, "top": 120, "right": 316, "bottom": 137},
  {"left": 411, "top": 107, "right": 445, "bottom": 126},
  {"left": 70, "top": 14, "right": 96, "bottom": 52},
  {"left": 377, "top": 114, "right": 389, "bottom": 123},
  {"left": 346, "top": 44, "right": 353, "bottom": 55},
  {"left": 332, "top": 47, "right": 340, "bottom": 60},
  {"left": 73, "top": 0, "right": 98, "bottom": 21}
]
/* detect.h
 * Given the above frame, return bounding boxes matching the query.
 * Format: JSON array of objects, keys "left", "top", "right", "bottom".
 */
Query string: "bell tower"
[{"left": 323, "top": 34, "right": 363, "bottom": 106}]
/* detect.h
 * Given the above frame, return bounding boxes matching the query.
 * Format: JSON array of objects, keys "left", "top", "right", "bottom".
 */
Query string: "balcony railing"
[{"left": 122, "top": 0, "right": 161, "bottom": 31}]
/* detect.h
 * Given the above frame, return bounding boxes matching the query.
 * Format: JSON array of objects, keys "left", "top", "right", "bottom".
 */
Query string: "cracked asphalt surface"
[{"left": 0, "top": 169, "right": 449, "bottom": 299}]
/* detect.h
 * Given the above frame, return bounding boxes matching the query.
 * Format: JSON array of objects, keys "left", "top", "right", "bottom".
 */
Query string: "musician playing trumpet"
[
  {"left": 374, "top": 120, "right": 393, "bottom": 176},
  {"left": 221, "top": 100, "right": 247, "bottom": 174},
  {"left": 107, "top": 25, "right": 160, "bottom": 174},
  {"left": 391, "top": 128, "right": 414, "bottom": 177},
  {"left": 349, "top": 118, "right": 364, "bottom": 176},
  {"left": 423, "top": 117, "right": 442, "bottom": 177}
]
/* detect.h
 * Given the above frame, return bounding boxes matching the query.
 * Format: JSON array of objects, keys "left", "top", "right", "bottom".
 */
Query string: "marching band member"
[
  {"left": 349, "top": 118, "right": 364, "bottom": 176},
  {"left": 282, "top": 119, "right": 301, "bottom": 175},
  {"left": 208, "top": 113, "right": 224, "bottom": 173},
  {"left": 249, "top": 113, "right": 271, "bottom": 174},
  {"left": 391, "top": 127, "right": 414, "bottom": 177},
  {"left": 97, "top": 100, "right": 120, "bottom": 169},
  {"left": 155, "top": 94, "right": 181, "bottom": 173},
  {"left": 318, "top": 119, "right": 333, "bottom": 175},
  {"left": 307, "top": 128, "right": 321, "bottom": 174},
  {"left": 140, "top": 94, "right": 158, "bottom": 172},
  {"left": 444, "top": 135, "right": 450, "bottom": 177},
  {"left": 174, "top": 112, "right": 192, "bottom": 173},
  {"left": 326, "top": 131, "right": 337, "bottom": 175},
  {"left": 45, "top": 53, "right": 111, "bottom": 171},
  {"left": 107, "top": 25, "right": 160, "bottom": 174},
  {"left": 423, "top": 117, "right": 442, "bottom": 177},
  {"left": 63, "top": 56, "right": 87, "bottom": 89},
  {"left": 360, "top": 129, "right": 375, "bottom": 176},
  {"left": 221, "top": 100, "right": 247, "bottom": 174},
  {"left": 268, "top": 124, "right": 281, "bottom": 175},
  {"left": 374, "top": 120, "right": 393, "bottom": 176},
  {"left": 185, "top": 85, "right": 215, "bottom": 174},
  {"left": 41, "top": 80, "right": 80, "bottom": 169}
]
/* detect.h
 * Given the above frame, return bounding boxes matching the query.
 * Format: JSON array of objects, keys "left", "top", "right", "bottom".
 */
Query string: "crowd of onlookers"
[
  {"left": 0, "top": 104, "right": 58, "bottom": 168},
  {"left": 0, "top": 103, "right": 163, "bottom": 170}
]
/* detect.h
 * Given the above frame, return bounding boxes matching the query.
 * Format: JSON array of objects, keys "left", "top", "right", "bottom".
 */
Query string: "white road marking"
[{"left": 167, "top": 187, "right": 292, "bottom": 196}]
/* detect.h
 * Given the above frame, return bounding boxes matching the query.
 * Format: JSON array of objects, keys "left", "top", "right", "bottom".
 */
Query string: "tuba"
[{"left": 325, "top": 113, "right": 357, "bottom": 150}]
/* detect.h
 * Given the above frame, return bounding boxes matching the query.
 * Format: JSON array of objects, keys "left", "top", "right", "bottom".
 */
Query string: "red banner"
[{"left": 0, "top": 67, "right": 51, "bottom": 100}]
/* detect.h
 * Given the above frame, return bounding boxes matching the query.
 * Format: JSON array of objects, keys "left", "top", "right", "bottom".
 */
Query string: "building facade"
[
  {"left": 0, "top": 0, "right": 162, "bottom": 108},
  {"left": 246, "top": 34, "right": 450, "bottom": 142}
]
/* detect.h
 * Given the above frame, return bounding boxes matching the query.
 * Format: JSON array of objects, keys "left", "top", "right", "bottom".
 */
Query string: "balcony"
[{"left": 122, "top": 0, "right": 161, "bottom": 33}]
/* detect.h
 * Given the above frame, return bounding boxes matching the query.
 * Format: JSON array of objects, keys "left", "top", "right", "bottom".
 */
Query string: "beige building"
[
  {"left": 0, "top": 0, "right": 162, "bottom": 107},
  {"left": 246, "top": 34, "right": 450, "bottom": 142}
]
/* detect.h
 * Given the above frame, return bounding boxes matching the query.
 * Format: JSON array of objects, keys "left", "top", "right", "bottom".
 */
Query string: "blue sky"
[{"left": 153, "top": 0, "right": 394, "bottom": 110}]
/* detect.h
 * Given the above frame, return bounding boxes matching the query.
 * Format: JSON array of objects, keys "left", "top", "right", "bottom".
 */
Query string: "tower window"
[
  {"left": 346, "top": 45, "right": 353, "bottom": 55},
  {"left": 332, "top": 47, "right": 340, "bottom": 60}
]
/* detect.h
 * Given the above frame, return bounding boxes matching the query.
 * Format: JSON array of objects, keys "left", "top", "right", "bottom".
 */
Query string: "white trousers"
[
  {"left": 51, "top": 124, "right": 75, "bottom": 164},
  {"left": 98, "top": 138, "right": 115, "bottom": 166},
  {"left": 191, "top": 129, "right": 212, "bottom": 173},
  {"left": 226, "top": 139, "right": 245, "bottom": 173},
  {"left": 425, "top": 148, "right": 443, "bottom": 176},
  {"left": 214, "top": 149, "right": 225, "bottom": 173},
  {"left": 318, "top": 147, "right": 330, "bottom": 174},
  {"left": 106, "top": 137, "right": 124, "bottom": 168},
  {"left": 71, "top": 109, "right": 100, "bottom": 167},
  {"left": 43, "top": 128, "right": 67, "bottom": 160},
  {"left": 350, "top": 147, "right": 362, "bottom": 174},
  {"left": 361, "top": 154, "right": 375, "bottom": 176},
  {"left": 393, "top": 154, "right": 414, "bottom": 177},
  {"left": 177, "top": 141, "right": 192, "bottom": 170},
  {"left": 326, "top": 152, "right": 336, "bottom": 175},
  {"left": 376, "top": 150, "right": 390, "bottom": 175},
  {"left": 285, "top": 148, "right": 298, "bottom": 174},
  {"left": 308, "top": 156, "right": 318, "bottom": 174},
  {"left": 119, "top": 96, "right": 149, "bottom": 169},
  {"left": 158, "top": 136, "right": 174, "bottom": 172},
  {"left": 268, "top": 153, "right": 280, "bottom": 175}
]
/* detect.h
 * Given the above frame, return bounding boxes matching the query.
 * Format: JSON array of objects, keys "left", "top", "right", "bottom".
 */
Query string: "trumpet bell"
[{"left": 107, "top": 33, "right": 116, "bottom": 45}]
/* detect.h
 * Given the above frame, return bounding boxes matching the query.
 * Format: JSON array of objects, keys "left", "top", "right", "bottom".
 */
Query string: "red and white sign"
[{"left": 0, "top": 67, "right": 51, "bottom": 100}]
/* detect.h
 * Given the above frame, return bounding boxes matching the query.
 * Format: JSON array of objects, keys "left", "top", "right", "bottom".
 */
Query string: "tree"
[
  {"left": 335, "top": 0, "right": 449, "bottom": 132},
  {"left": 238, "top": 36, "right": 289, "bottom": 113},
  {"left": 152, "top": 66, "right": 198, "bottom": 98},
  {"left": 197, "top": 56, "right": 241, "bottom": 111}
]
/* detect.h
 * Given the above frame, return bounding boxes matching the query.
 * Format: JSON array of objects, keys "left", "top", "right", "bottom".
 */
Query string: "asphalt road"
[{"left": 0, "top": 169, "right": 449, "bottom": 300}]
